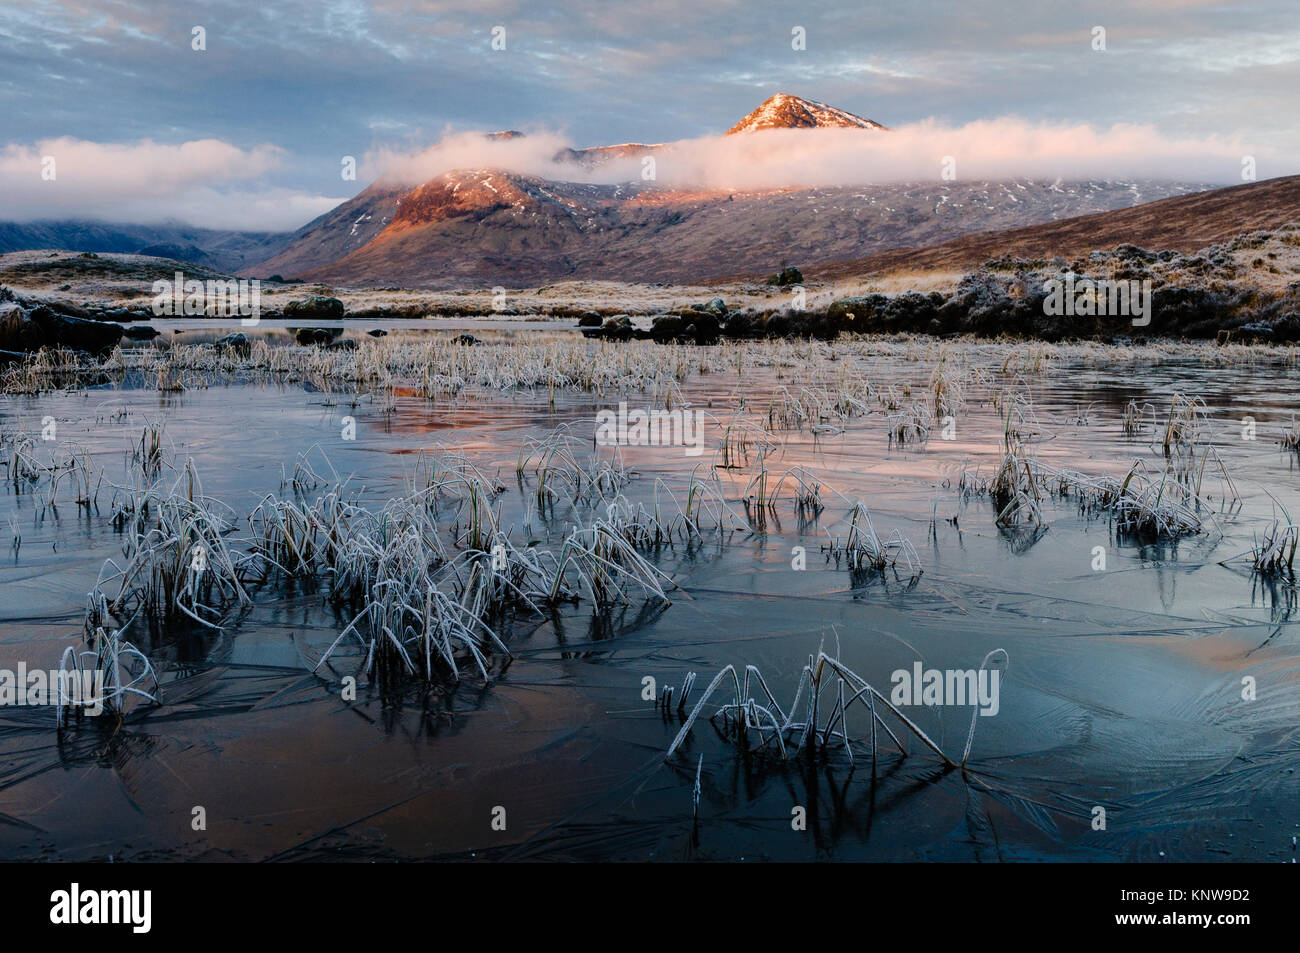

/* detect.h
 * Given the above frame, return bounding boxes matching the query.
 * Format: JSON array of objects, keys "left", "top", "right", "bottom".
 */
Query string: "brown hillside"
[{"left": 806, "top": 175, "right": 1300, "bottom": 281}]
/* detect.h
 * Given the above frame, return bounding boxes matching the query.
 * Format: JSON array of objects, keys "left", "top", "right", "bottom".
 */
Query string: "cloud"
[
  {"left": 368, "top": 129, "right": 584, "bottom": 185},
  {"left": 0, "top": 118, "right": 1270, "bottom": 234},
  {"left": 0, "top": 137, "right": 341, "bottom": 230},
  {"left": 370, "top": 118, "right": 1262, "bottom": 191}
]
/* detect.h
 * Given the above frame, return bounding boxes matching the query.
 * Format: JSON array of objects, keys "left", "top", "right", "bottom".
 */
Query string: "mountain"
[
  {"left": 247, "top": 94, "right": 1212, "bottom": 287},
  {"left": 0, "top": 220, "right": 293, "bottom": 272},
  {"left": 264, "top": 175, "right": 1209, "bottom": 288},
  {"left": 726, "top": 93, "right": 887, "bottom": 134},
  {"left": 807, "top": 174, "right": 1300, "bottom": 281}
]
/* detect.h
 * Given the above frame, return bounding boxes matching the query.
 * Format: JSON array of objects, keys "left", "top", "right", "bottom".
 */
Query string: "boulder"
[
  {"left": 826, "top": 294, "right": 888, "bottom": 333},
  {"left": 0, "top": 301, "right": 123, "bottom": 354},
  {"left": 690, "top": 310, "right": 721, "bottom": 344},
  {"left": 294, "top": 327, "right": 340, "bottom": 346},
  {"left": 721, "top": 310, "right": 760, "bottom": 339},
  {"left": 1153, "top": 286, "right": 1240, "bottom": 337},
  {"left": 765, "top": 266, "right": 803, "bottom": 287},
  {"left": 669, "top": 301, "right": 724, "bottom": 322},
  {"left": 215, "top": 332, "right": 252, "bottom": 355},
  {"left": 122, "top": 325, "right": 161, "bottom": 340},
  {"left": 597, "top": 315, "right": 634, "bottom": 341},
  {"left": 454, "top": 334, "right": 478, "bottom": 346},
  {"left": 1234, "top": 321, "right": 1273, "bottom": 342},
  {"left": 1270, "top": 314, "right": 1300, "bottom": 343},
  {"left": 283, "top": 296, "right": 345, "bottom": 320},
  {"left": 650, "top": 314, "right": 685, "bottom": 343}
]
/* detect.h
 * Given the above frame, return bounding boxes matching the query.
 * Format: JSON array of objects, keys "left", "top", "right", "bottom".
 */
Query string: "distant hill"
[{"left": 0, "top": 220, "right": 293, "bottom": 273}]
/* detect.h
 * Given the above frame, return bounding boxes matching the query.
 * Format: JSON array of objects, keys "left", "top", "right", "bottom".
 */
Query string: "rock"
[
  {"left": 0, "top": 303, "right": 33, "bottom": 350},
  {"left": 283, "top": 296, "right": 345, "bottom": 320},
  {"left": 706, "top": 298, "right": 727, "bottom": 315},
  {"left": 649, "top": 311, "right": 720, "bottom": 344},
  {"left": 367, "top": 328, "right": 388, "bottom": 337},
  {"left": 43, "top": 300, "right": 93, "bottom": 320},
  {"left": 294, "top": 327, "right": 340, "bottom": 346},
  {"left": 1268, "top": 314, "right": 1300, "bottom": 343},
  {"left": 691, "top": 310, "right": 721, "bottom": 344},
  {"left": 326, "top": 337, "right": 358, "bottom": 351},
  {"left": 826, "top": 295, "right": 888, "bottom": 333},
  {"left": 454, "top": 334, "right": 478, "bottom": 346},
  {"left": 1153, "top": 286, "right": 1239, "bottom": 337},
  {"left": 98, "top": 308, "right": 137, "bottom": 323},
  {"left": 722, "top": 310, "right": 759, "bottom": 339},
  {"left": 598, "top": 315, "right": 634, "bottom": 341},
  {"left": 122, "top": 325, "right": 161, "bottom": 340},
  {"left": 766, "top": 266, "right": 803, "bottom": 287},
  {"left": 650, "top": 314, "right": 685, "bottom": 342},
  {"left": 1235, "top": 321, "right": 1273, "bottom": 342},
  {"left": 0, "top": 301, "right": 123, "bottom": 354},
  {"left": 577, "top": 312, "right": 603, "bottom": 327},
  {"left": 215, "top": 332, "right": 251, "bottom": 355},
  {"left": 761, "top": 311, "right": 793, "bottom": 338},
  {"left": 1115, "top": 243, "right": 1158, "bottom": 263}
]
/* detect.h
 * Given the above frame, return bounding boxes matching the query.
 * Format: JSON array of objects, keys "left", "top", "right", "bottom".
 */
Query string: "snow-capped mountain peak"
[{"left": 725, "top": 93, "right": 887, "bottom": 134}]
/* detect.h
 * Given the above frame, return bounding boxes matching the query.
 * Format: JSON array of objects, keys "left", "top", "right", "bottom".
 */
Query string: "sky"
[{"left": 0, "top": 0, "right": 1296, "bottom": 231}]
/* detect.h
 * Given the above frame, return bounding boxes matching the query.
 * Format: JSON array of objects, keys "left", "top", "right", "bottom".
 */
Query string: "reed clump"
[
  {"left": 663, "top": 648, "right": 1007, "bottom": 770},
  {"left": 58, "top": 619, "right": 161, "bottom": 727},
  {"left": 1251, "top": 518, "right": 1298, "bottom": 576},
  {"left": 823, "top": 502, "right": 923, "bottom": 580}
]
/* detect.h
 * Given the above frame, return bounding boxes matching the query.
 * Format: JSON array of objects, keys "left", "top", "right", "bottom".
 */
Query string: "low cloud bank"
[
  {"left": 0, "top": 119, "right": 1271, "bottom": 233},
  {"left": 373, "top": 118, "right": 1261, "bottom": 189},
  {"left": 0, "top": 138, "right": 339, "bottom": 231}
]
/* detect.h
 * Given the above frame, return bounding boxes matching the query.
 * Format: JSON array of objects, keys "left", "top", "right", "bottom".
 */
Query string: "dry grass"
[
  {"left": 823, "top": 502, "right": 923, "bottom": 580},
  {"left": 664, "top": 647, "right": 1007, "bottom": 769}
]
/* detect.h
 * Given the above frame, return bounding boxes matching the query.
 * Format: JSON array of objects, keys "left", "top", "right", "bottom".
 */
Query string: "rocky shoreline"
[
  {"left": 583, "top": 227, "right": 1300, "bottom": 345},
  {"left": 4, "top": 226, "right": 1299, "bottom": 357}
]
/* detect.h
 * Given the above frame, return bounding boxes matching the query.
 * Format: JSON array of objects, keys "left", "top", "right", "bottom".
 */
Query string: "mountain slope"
[
  {"left": 807, "top": 174, "right": 1300, "bottom": 280},
  {"left": 250, "top": 182, "right": 406, "bottom": 279}
]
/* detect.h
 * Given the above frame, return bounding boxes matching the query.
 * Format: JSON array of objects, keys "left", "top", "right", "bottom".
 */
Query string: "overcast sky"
[{"left": 1, "top": 0, "right": 1296, "bottom": 230}]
